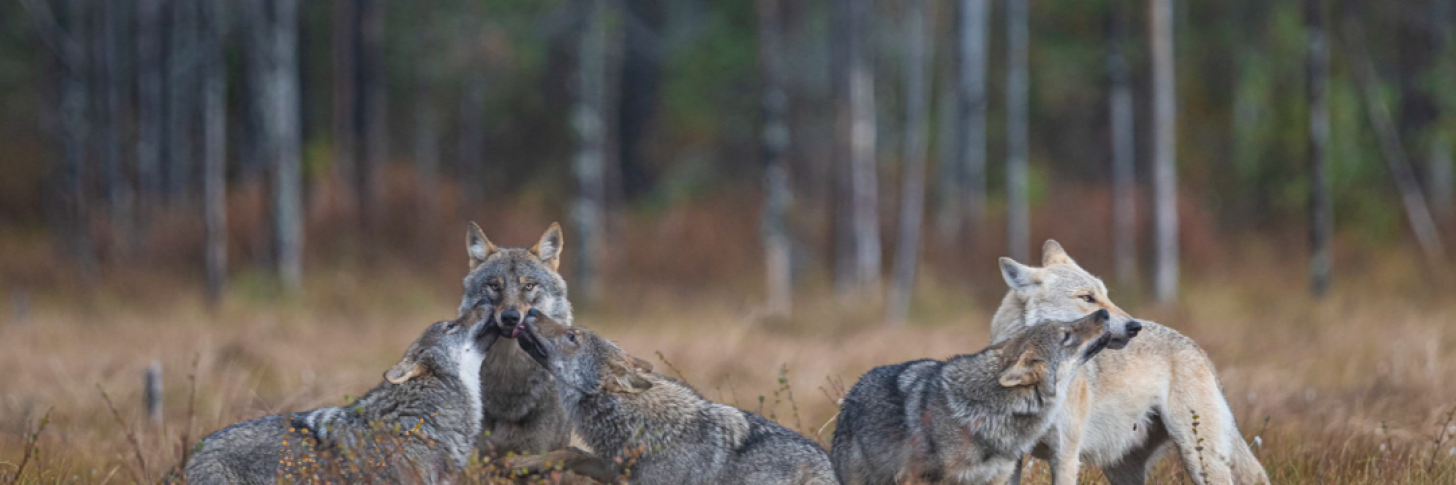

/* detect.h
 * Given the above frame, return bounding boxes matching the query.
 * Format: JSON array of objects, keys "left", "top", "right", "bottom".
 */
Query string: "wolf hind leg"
[{"left": 1164, "top": 389, "right": 1237, "bottom": 485}]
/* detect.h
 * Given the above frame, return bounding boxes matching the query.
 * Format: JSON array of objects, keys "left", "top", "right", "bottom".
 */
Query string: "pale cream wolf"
[
  {"left": 832, "top": 309, "right": 1120, "bottom": 485},
  {"left": 993, "top": 240, "right": 1268, "bottom": 485},
  {"left": 511, "top": 310, "right": 837, "bottom": 485}
]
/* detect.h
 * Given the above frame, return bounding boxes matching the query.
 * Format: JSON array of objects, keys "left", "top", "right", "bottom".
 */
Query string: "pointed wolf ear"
[
  {"left": 467, "top": 222, "right": 498, "bottom": 269},
  {"left": 627, "top": 355, "right": 654, "bottom": 373},
  {"left": 385, "top": 359, "right": 426, "bottom": 385},
  {"left": 999, "top": 257, "right": 1040, "bottom": 291},
  {"left": 998, "top": 348, "right": 1048, "bottom": 388},
  {"left": 1042, "top": 240, "right": 1078, "bottom": 267},
  {"left": 603, "top": 357, "right": 653, "bottom": 394},
  {"left": 530, "top": 222, "right": 564, "bottom": 271}
]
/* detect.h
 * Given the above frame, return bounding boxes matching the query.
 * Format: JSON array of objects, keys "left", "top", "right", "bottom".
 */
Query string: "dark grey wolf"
[
  {"left": 994, "top": 240, "right": 1268, "bottom": 484},
  {"left": 832, "top": 309, "right": 1119, "bottom": 485},
  {"left": 183, "top": 307, "right": 499, "bottom": 485},
  {"left": 511, "top": 310, "right": 837, "bottom": 485},
  {"left": 459, "top": 222, "right": 575, "bottom": 456}
]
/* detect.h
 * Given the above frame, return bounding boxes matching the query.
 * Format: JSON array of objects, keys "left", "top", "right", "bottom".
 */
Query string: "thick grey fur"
[
  {"left": 184, "top": 315, "right": 495, "bottom": 485},
  {"left": 831, "top": 310, "right": 1117, "bottom": 485}
]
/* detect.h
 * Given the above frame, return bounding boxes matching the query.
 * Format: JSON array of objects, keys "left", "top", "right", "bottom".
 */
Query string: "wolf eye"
[
  {"left": 487, "top": 282, "right": 502, "bottom": 292},
  {"left": 1079, "top": 294, "right": 1095, "bottom": 303},
  {"left": 566, "top": 332, "right": 578, "bottom": 344},
  {"left": 523, "top": 282, "right": 537, "bottom": 292}
]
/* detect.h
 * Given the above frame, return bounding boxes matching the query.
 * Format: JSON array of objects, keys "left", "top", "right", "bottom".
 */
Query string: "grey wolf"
[
  {"left": 183, "top": 307, "right": 499, "bottom": 485},
  {"left": 458, "top": 222, "right": 576, "bottom": 456},
  {"left": 831, "top": 309, "right": 1120, "bottom": 485},
  {"left": 511, "top": 310, "right": 837, "bottom": 485},
  {"left": 994, "top": 240, "right": 1268, "bottom": 485}
]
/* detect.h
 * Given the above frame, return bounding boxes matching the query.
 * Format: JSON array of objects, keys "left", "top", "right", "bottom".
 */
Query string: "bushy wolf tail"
[{"left": 1230, "top": 433, "right": 1269, "bottom": 485}]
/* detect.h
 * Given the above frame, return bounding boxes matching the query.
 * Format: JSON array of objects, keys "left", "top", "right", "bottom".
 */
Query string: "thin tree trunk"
[
  {"left": 573, "top": 0, "right": 610, "bottom": 303},
  {"left": 360, "top": 0, "right": 387, "bottom": 234},
  {"left": 832, "top": 0, "right": 855, "bottom": 296},
  {"left": 934, "top": 49, "right": 961, "bottom": 244},
  {"left": 166, "top": 0, "right": 198, "bottom": 204},
  {"left": 1150, "top": 0, "right": 1179, "bottom": 302},
  {"left": 1433, "top": 137, "right": 1453, "bottom": 224},
  {"left": 458, "top": 70, "right": 487, "bottom": 206},
  {"left": 887, "top": 0, "right": 931, "bottom": 326},
  {"left": 97, "top": 0, "right": 133, "bottom": 259},
  {"left": 1344, "top": 18, "right": 1449, "bottom": 267},
  {"left": 1108, "top": 0, "right": 1137, "bottom": 284},
  {"left": 202, "top": 0, "right": 228, "bottom": 307},
  {"left": 1006, "top": 0, "right": 1030, "bottom": 263},
  {"left": 64, "top": 0, "right": 96, "bottom": 277},
  {"left": 414, "top": 94, "right": 439, "bottom": 253},
  {"left": 757, "top": 0, "right": 793, "bottom": 317},
  {"left": 848, "top": 0, "right": 879, "bottom": 295},
  {"left": 1306, "top": 0, "right": 1332, "bottom": 297},
  {"left": 959, "top": 0, "right": 988, "bottom": 244},
  {"left": 247, "top": 0, "right": 303, "bottom": 293},
  {"left": 331, "top": 0, "right": 359, "bottom": 215},
  {"left": 137, "top": 0, "right": 164, "bottom": 239}
]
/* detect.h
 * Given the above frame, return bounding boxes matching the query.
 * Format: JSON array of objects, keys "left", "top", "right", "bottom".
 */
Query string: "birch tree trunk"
[
  {"left": 958, "top": 0, "right": 988, "bottom": 244},
  {"left": 848, "top": 0, "right": 879, "bottom": 295},
  {"left": 1345, "top": 18, "right": 1449, "bottom": 267},
  {"left": 1108, "top": 0, "right": 1137, "bottom": 284},
  {"left": 1150, "top": 0, "right": 1179, "bottom": 302},
  {"left": 203, "top": 0, "right": 228, "bottom": 306},
  {"left": 1306, "top": 0, "right": 1332, "bottom": 297},
  {"left": 757, "top": 0, "right": 793, "bottom": 317},
  {"left": 887, "top": 0, "right": 931, "bottom": 326},
  {"left": 247, "top": 0, "right": 303, "bottom": 293},
  {"left": 573, "top": 0, "right": 610, "bottom": 303},
  {"left": 1006, "top": 0, "right": 1030, "bottom": 264}
]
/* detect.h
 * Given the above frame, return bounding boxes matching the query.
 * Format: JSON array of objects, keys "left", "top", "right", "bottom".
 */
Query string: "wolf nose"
[
  {"left": 1126, "top": 320, "right": 1143, "bottom": 337},
  {"left": 500, "top": 309, "right": 522, "bottom": 328}
]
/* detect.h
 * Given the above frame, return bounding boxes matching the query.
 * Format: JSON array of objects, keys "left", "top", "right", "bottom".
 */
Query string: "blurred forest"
[{"left": 1, "top": 0, "right": 1455, "bottom": 317}]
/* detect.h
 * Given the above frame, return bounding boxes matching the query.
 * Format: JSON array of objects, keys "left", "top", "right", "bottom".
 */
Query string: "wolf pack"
[{"left": 182, "top": 223, "right": 1269, "bottom": 485}]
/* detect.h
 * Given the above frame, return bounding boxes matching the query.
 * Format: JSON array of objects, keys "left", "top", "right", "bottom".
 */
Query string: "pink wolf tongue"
[{"left": 512, "top": 326, "right": 524, "bottom": 338}]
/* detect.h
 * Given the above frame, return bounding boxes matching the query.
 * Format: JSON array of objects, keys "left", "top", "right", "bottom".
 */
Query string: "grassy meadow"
[{"left": 2, "top": 221, "right": 1455, "bottom": 484}]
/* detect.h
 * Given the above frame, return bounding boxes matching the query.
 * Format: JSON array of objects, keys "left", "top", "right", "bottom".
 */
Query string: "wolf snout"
[
  {"left": 1126, "top": 319, "right": 1143, "bottom": 337},
  {"left": 500, "top": 309, "right": 523, "bottom": 328}
]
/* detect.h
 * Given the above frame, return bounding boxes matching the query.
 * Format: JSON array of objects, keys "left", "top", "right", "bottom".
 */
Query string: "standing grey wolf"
[
  {"left": 832, "top": 309, "right": 1120, "bottom": 485},
  {"left": 459, "top": 222, "right": 576, "bottom": 456},
  {"left": 183, "top": 307, "right": 499, "bottom": 485},
  {"left": 511, "top": 310, "right": 837, "bottom": 485},
  {"left": 994, "top": 240, "right": 1268, "bottom": 485}
]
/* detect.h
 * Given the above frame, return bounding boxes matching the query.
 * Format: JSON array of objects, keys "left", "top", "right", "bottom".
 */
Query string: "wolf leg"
[
  {"left": 1164, "top": 381, "right": 1236, "bottom": 485},
  {"left": 1047, "top": 424, "right": 1085, "bottom": 485}
]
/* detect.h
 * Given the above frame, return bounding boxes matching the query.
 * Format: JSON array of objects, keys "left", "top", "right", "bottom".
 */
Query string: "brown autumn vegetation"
[{"left": 2, "top": 195, "right": 1455, "bottom": 484}]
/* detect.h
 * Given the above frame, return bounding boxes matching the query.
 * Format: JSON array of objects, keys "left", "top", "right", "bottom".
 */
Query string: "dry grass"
[{"left": 2, "top": 228, "right": 1455, "bottom": 483}]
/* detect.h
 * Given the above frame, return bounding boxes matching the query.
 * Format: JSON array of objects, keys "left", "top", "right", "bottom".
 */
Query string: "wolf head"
[
  {"left": 384, "top": 305, "right": 500, "bottom": 389},
  {"left": 459, "top": 222, "right": 574, "bottom": 335},
  {"left": 996, "top": 240, "right": 1143, "bottom": 349},
  {"left": 514, "top": 309, "right": 655, "bottom": 400},
  {"left": 997, "top": 309, "right": 1116, "bottom": 401}
]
